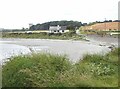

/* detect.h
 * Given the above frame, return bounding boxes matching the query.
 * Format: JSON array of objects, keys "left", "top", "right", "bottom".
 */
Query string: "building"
[
  {"left": 49, "top": 25, "right": 69, "bottom": 33},
  {"left": 29, "top": 23, "right": 33, "bottom": 29},
  {"left": 80, "top": 22, "right": 120, "bottom": 32}
]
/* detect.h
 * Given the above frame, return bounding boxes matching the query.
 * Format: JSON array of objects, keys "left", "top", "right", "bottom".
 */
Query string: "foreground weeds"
[{"left": 2, "top": 48, "right": 119, "bottom": 87}]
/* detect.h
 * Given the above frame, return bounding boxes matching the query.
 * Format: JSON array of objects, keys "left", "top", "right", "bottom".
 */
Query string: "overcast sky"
[{"left": 0, "top": 0, "right": 119, "bottom": 29}]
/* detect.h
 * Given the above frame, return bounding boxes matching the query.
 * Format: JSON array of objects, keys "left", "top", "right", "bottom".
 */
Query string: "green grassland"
[
  {"left": 1, "top": 32, "right": 85, "bottom": 40},
  {"left": 2, "top": 48, "right": 119, "bottom": 87}
]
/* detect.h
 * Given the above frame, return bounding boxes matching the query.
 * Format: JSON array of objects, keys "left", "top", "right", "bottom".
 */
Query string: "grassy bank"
[
  {"left": 2, "top": 48, "right": 119, "bottom": 87},
  {"left": 1, "top": 32, "right": 85, "bottom": 40}
]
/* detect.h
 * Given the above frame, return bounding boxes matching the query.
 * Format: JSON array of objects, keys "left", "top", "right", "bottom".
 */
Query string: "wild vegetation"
[
  {"left": 2, "top": 31, "right": 86, "bottom": 40},
  {"left": 2, "top": 48, "right": 119, "bottom": 87}
]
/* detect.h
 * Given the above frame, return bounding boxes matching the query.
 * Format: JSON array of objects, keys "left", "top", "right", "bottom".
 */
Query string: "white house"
[{"left": 49, "top": 25, "right": 69, "bottom": 33}]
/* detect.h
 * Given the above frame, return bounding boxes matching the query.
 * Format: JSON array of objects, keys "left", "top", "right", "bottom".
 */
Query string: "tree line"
[
  {"left": 29, "top": 20, "right": 83, "bottom": 30},
  {"left": 29, "top": 20, "right": 119, "bottom": 30}
]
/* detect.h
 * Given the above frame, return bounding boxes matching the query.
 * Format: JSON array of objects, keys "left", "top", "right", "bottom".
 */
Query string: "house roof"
[{"left": 49, "top": 26, "right": 67, "bottom": 30}]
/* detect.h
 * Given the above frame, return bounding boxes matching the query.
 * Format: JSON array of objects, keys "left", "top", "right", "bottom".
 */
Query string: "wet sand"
[
  {"left": 0, "top": 38, "right": 112, "bottom": 63},
  {"left": 86, "top": 34, "right": 119, "bottom": 46}
]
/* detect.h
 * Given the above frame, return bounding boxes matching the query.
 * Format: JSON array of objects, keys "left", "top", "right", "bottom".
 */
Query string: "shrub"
[
  {"left": 39, "top": 32, "right": 47, "bottom": 35},
  {"left": 2, "top": 53, "right": 71, "bottom": 87},
  {"left": 65, "top": 31, "right": 76, "bottom": 36}
]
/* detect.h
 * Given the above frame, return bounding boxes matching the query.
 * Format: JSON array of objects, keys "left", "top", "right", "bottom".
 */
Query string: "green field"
[{"left": 2, "top": 48, "right": 119, "bottom": 87}]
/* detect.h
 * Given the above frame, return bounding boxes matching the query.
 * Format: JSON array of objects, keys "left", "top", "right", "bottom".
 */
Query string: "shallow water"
[
  {"left": 0, "top": 43, "right": 31, "bottom": 64},
  {"left": 0, "top": 39, "right": 111, "bottom": 63}
]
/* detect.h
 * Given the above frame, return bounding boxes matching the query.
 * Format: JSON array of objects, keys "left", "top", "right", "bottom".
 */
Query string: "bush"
[
  {"left": 63, "top": 31, "right": 76, "bottom": 37},
  {"left": 39, "top": 32, "right": 47, "bottom": 35},
  {"left": 48, "top": 33, "right": 62, "bottom": 36}
]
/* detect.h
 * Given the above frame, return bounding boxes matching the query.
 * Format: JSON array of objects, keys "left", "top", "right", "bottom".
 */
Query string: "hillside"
[{"left": 30, "top": 20, "right": 83, "bottom": 30}]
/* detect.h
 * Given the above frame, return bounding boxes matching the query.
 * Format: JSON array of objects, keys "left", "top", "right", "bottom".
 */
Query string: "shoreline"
[
  {"left": 0, "top": 37, "right": 112, "bottom": 63},
  {"left": 0, "top": 34, "right": 118, "bottom": 64}
]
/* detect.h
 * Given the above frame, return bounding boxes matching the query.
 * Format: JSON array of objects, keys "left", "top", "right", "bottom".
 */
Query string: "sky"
[{"left": 0, "top": 0, "right": 119, "bottom": 29}]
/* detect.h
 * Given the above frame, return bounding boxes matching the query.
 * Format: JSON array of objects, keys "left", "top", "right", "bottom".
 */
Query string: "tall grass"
[
  {"left": 2, "top": 53, "right": 71, "bottom": 87},
  {"left": 2, "top": 48, "right": 119, "bottom": 87}
]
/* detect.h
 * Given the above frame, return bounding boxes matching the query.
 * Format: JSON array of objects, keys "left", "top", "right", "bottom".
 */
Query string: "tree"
[{"left": 29, "top": 20, "right": 83, "bottom": 30}]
